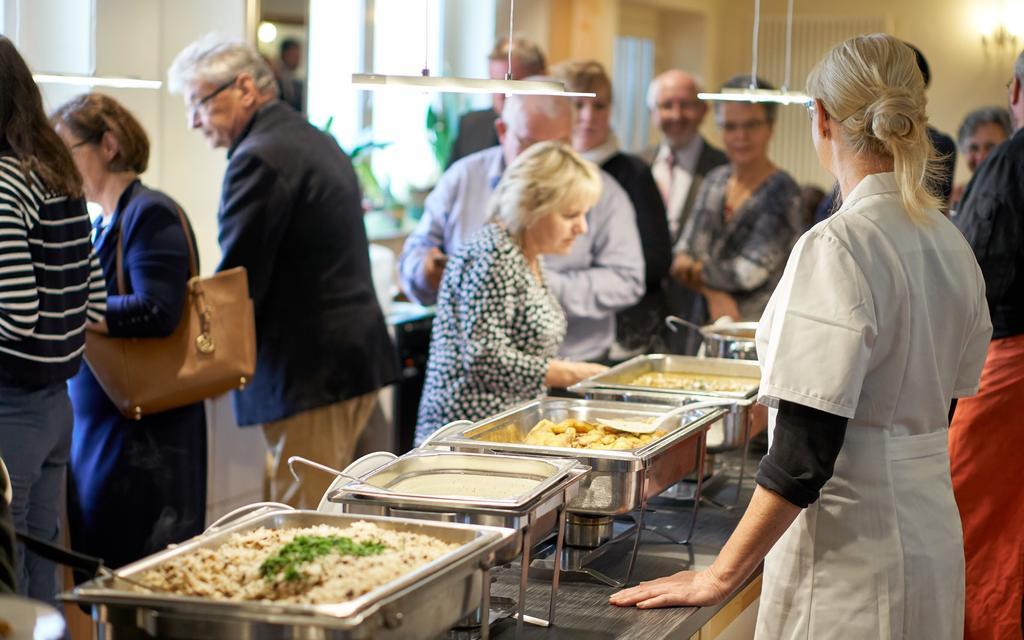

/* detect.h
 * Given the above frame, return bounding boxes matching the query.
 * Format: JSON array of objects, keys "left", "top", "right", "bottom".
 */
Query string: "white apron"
[
  {"left": 755, "top": 421, "right": 964, "bottom": 639},
  {"left": 752, "top": 174, "right": 991, "bottom": 640}
]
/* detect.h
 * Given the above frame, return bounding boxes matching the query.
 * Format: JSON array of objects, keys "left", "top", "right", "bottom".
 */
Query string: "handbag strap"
[{"left": 114, "top": 205, "right": 199, "bottom": 295}]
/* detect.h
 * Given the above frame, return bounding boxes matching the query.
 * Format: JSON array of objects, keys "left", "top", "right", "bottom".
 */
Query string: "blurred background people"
[
  {"left": 415, "top": 142, "right": 605, "bottom": 443},
  {"left": 669, "top": 75, "right": 802, "bottom": 332},
  {"left": 399, "top": 89, "right": 645, "bottom": 362},
  {"left": 949, "top": 49, "right": 1024, "bottom": 640},
  {"left": 951, "top": 105, "right": 1012, "bottom": 210},
  {"left": 555, "top": 59, "right": 671, "bottom": 358},
  {"left": 642, "top": 69, "right": 727, "bottom": 353},
  {"left": 446, "top": 35, "right": 546, "bottom": 167},
  {"left": 274, "top": 37, "right": 304, "bottom": 112},
  {"left": 168, "top": 34, "right": 397, "bottom": 509},
  {"left": 51, "top": 93, "right": 207, "bottom": 571},
  {"left": 0, "top": 36, "right": 106, "bottom": 606}
]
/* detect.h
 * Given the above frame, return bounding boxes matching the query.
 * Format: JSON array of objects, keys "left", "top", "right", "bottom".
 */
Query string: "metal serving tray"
[
  {"left": 425, "top": 398, "right": 724, "bottom": 516},
  {"left": 572, "top": 354, "right": 761, "bottom": 400},
  {"left": 63, "top": 510, "right": 516, "bottom": 640},
  {"left": 335, "top": 450, "right": 580, "bottom": 510},
  {"left": 324, "top": 451, "right": 586, "bottom": 561}
]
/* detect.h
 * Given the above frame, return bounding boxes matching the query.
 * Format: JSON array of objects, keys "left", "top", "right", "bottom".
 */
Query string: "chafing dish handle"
[
  {"left": 203, "top": 502, "right": 294, "bottom": 535},
  {"left": 419, "top": 420, "right": 474, "bottom": 449},
  {"left": 342, "top": 451, "right": 398, "bottom": 477}
]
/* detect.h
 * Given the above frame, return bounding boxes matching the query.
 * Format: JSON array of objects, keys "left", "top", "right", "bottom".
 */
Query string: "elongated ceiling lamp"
[
  {"left": 698, "top": 0, "right": 810, "bottom": 105},
  {"left": 351, "top": 0, "right": 595, "bottom": 97},
  {"left": 33, "top": 73, "right": 162, "bottom": 90}
]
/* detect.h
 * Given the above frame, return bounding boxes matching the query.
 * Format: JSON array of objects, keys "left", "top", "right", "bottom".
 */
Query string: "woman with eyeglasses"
[
  {"left": 612, "top": 34, "right": 992, "bottom": 640},
  {"left": 668, "top": 75, "right": 802, "bottom": 326},
  {"left": 51, "top": 93, "right": 207, "bottom": 571}
]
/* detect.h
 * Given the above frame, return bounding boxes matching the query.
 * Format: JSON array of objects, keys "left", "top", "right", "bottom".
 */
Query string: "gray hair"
[
  {"left": 167, "top": 33, "right": 277, "bottom": 96},
  {"left": 1016, "top": 49, "right": 1024, "bottom": 82},
  {"left": 488, "top": 141, "right": 601, "bottom": 236},
  {"left": 646, "top": 70, "right": 705, "bottom": 111},
  {"left": 501, "top": 76, "right": 574, "bottom": 132},
  {"left": 957, "top": 106, "right": 1012, "bottom": 149},
  {"left": 488, "top": 35, "right": 546, "bottom": 76}
]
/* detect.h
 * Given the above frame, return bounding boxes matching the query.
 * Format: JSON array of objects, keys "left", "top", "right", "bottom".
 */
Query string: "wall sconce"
[{"left": 975, "top": 3, "right": 1023, "bottom": 49}]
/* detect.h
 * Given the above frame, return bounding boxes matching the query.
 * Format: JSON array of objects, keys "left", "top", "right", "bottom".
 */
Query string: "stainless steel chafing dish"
[
  {"left": 570, "top": 355, "right": 766, "bottom": 508},
  {"left": 423, "top": 398, "right": 723, "bottom": 517},
  {"left": 322, "top": 450, "right": 588, "bottom": 632},
  {"left": 423, "top": 398, "right": 725, "bottom": 586},
  {"left": 666, "top": 317, "right": 760, "bottom": 361},
  {"left": 63, "top": 510, "right": 516, "bottom": 640},
  {"left": 569, "top": 355, "right": 763, "bottom": 449}
]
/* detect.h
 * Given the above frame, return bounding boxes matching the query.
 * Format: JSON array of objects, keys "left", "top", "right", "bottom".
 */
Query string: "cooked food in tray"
[
  {"left": 387, "top": 473, "right": 542, "bottom": 499},
  {"left": 139, "top": 521, "right": 458, "bottom": 604},
  {"left": 524, "top": 418, "right": 666, "bottom": 450},
  {"left": 627, "top": 371, "right": 757, "bottom": 393}
]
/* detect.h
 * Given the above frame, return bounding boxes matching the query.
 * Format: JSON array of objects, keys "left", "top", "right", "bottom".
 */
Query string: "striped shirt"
[{"left": 0, "top": 153, "right": 106, "bottom": 388}]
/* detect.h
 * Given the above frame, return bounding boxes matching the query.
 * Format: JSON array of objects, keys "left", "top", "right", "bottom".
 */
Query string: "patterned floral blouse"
[
  {"left": 415, "top": 224, "right": 566, "bottom": 444},
  {"left": 674, "top": 164, "right": 803, "bottom": 320}
]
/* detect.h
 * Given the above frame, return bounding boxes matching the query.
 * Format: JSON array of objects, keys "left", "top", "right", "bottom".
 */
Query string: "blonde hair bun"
[{"left": 865, "top": 90, "right": 919, "bottom": 144}]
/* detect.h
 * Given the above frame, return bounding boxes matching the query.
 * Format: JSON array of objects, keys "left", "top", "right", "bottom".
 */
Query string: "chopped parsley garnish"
[{"left": 260, "top": 535, "right": 389, "bottom": 582}]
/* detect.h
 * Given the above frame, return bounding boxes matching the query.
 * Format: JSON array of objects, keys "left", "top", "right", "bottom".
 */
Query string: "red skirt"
[{"left": 949, "top": 334, "right": 1024, "bottom": 640}]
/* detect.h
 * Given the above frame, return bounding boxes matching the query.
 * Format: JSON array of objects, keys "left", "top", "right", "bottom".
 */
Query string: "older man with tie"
[{"left": 641, "top": 70, "right": 727, "bottom": 352}]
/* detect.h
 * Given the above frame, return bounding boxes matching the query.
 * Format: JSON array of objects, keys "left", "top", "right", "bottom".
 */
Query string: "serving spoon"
[{"left": 593, "top": 400, "right": 734, "bottom": 434}]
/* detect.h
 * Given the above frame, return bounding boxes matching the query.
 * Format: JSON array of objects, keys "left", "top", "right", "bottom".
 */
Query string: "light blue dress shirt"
[{"left": 398, "top": 145, "right": 645, "bottom": 360}]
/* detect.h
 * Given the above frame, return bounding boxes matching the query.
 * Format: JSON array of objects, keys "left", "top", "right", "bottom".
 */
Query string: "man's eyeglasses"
[
  {"left": 805, "top": 100, "right": 816, "bottom": 122},
  {"left": 187, "top": 76, "right": 238, "bottom": 118}
]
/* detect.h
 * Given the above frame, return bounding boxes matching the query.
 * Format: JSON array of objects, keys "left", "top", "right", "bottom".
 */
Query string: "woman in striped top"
[{"left": 0, "top": 37, "right": 106, "bottom": 603}]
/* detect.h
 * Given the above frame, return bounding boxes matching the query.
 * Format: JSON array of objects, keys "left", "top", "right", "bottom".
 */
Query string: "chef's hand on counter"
[
  {"left": 545, "top": 360, "right": 609, "bottom": 389},
  {"left": 424, "top": 247, "right": 449, "bottom": 292},
  {"left": 609, "top": 486, "right": 801, "bottom": 609}
]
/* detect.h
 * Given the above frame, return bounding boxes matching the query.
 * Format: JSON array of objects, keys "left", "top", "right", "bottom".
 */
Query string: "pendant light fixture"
[
  {"left": 33, "top": 73, "right": 162, "bottom": 90},
  {"left": 697, "top": 0, "right": 811, "bottom": 105},
  {"left": 351, "top": 0, "right": 595, "bottom": 98}
]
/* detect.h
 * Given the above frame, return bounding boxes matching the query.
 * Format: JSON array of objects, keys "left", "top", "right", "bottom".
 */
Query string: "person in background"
[
  {"left": 51, "top": 93, "right": 207, "bottom": 571},
  {"left": 906, "top": 42, "right": 958, "bottom": 211},
  {"left": 446, "top": 35, "right": 546, "bottom": 168},
  {"left": 799, "top": 184, "right": 827, "bottom": 230},
  {"left": 612, "top": 35, "right": 992, "bottom": 640},
  {"left": 399, "top": 89, "right": 645, "bottom": 363},
  {"left": 0, "top": 36, "right": 106, "bottom": 606},
  {"left": 274, "top": 38, "right": 304, "bottom": 112},
  {"left": 554, "top": 60, "right": 671, "bottom": 358},
  {"left": 168, "top": 34, "right": 397, "bottom": 509},
  {"left": 669, "top": 75, "right": 802, "bottom": 326},
  {"left": 415, "top": 142, "right": 605, "bottom": 442},
  {"left": 951, "top": 106, "right": 1012, "bottom": 210},
  {"left": 949, "top": 49, "right": 1024, "bottom": 640},
  {"left": 641, "top": 70, "right": 727, "bottom": 353}
]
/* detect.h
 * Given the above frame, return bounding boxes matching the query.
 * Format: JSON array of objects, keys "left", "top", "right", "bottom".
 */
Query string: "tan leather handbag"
[{"left": 84, "top": 209, "right": 256, "bottom": 419}]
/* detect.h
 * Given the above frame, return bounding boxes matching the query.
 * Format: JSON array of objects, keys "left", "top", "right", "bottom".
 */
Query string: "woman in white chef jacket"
[{"left": 611, "top": 34, "right": 993, "bottom": 639}]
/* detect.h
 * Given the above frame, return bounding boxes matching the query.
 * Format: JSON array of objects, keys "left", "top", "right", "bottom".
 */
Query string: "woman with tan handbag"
[{"left": 52, "top": 94, "right": 208, "bottom": 571}]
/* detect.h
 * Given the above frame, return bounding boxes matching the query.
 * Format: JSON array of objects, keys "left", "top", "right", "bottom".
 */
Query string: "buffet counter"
[{"left": 486, "top": 449, "right": 761, "bottom": 640}]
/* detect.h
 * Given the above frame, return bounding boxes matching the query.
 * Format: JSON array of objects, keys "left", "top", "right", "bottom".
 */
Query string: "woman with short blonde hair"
[
  {"left": 415, "top": 142, "right": 606, "bottom": 443},
  {"left": 612, "top": 34, "right": 992, "bottom": 640}
]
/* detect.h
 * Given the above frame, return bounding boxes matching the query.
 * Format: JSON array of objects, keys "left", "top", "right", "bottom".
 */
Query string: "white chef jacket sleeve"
[
  {"left": 952, "top": 264, "right": 993, "bottom": 397},
  {"left": 758, "top": 231, "right": 877, "bottom": 419}
]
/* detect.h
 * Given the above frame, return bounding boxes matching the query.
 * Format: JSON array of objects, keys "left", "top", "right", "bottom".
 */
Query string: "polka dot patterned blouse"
[{"left": 415, "top": 224, "right": 566, "bottom": 444}]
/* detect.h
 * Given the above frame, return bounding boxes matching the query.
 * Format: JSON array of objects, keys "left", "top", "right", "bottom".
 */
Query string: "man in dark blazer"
[
  {"left": 642, "top": 69, "right": 727, "bottom": 353},
  {"left": 446, "top": 35, "right": 546, "bottom": 168},
  {"left": 169, "top": 36, "right": 398, "bottom": 509}
]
